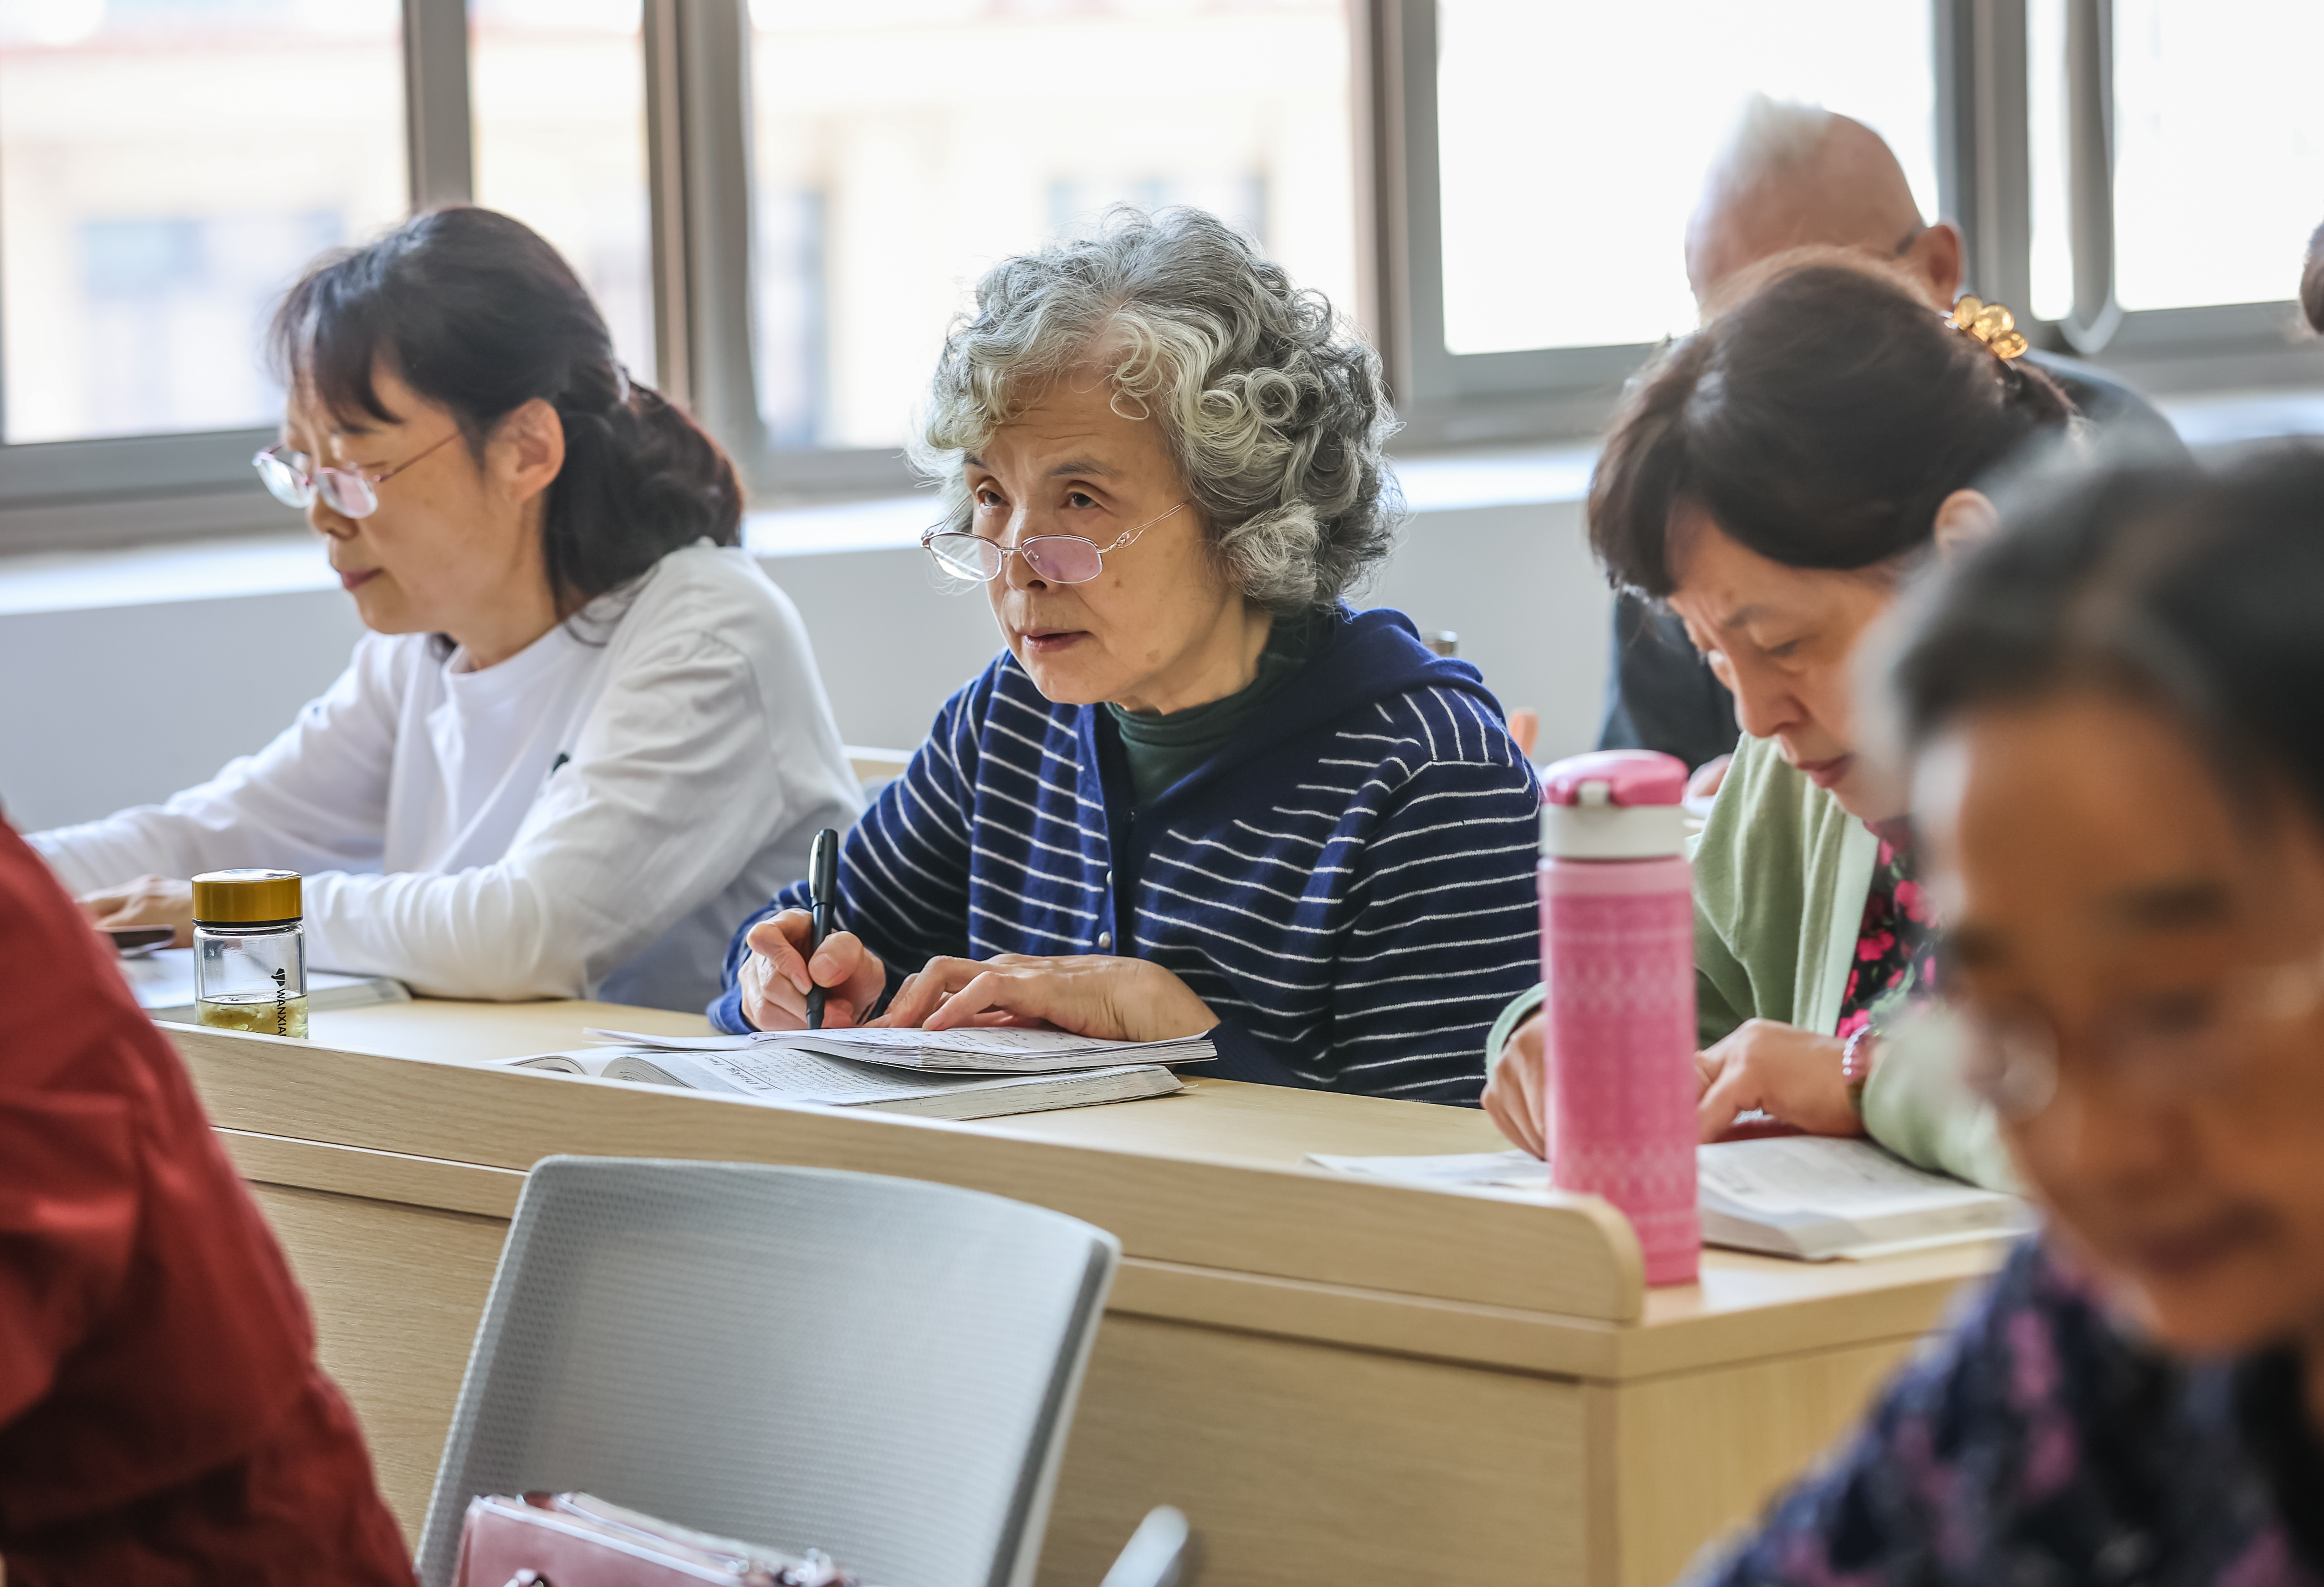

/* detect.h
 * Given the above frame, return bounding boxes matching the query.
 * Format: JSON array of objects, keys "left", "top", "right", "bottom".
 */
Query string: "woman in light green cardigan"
[{"left": 1482, "top": 257, "right": 2075, "bottom": 1192}]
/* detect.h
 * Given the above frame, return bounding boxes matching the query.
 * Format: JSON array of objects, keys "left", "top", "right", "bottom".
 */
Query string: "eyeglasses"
[
  {"left": 252, "top": 430, "right": 460, "bottom": 520},
  {"left": 1959, "top": 942, "right": 2324, "bottom": 1121},
  {"left": 922, "top": 501, "right": 1187, "bottom": 585}
]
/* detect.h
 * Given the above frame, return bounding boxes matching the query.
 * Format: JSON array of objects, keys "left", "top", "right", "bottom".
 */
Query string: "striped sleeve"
[
  {"left": 710, "top": 666, "right": 992, "bottom": 1029},
  {"left": 1322, "top": 687, "right": 1542, "bottom": 1104}
]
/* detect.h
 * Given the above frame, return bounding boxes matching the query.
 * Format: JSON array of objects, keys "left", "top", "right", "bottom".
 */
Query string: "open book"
[
  {"left": 120, "top": 947, "right": 410, "bottom": 1021},
  {"left": 501, "top": 1045, "right": 1182, "bottom": 1122},
  {"left": 586, "top": 1023, "right": 1217, "bottom": 1075},
  {"left": 1307, "top": 1136, "right": 2032, "bottom": 1262}
]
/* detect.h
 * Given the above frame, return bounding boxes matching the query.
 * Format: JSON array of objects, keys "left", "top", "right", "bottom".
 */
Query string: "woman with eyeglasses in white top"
[
  {"left": 32, "top": 207, "right": 860, "bottom": 1011},
  {"left": 713, "top": 209, "right": 1542, "bottom": 1102}
]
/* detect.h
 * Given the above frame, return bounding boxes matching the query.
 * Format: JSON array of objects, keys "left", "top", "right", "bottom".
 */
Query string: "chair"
[
  {"left": 1099, "top": 1508, "right": 1196, "bottom": 1587},
  {"left": 413, "top": 1157, "right": 1120, "bottom": 1587},
  {"left": 845, "top": 744, "right": 915, "bottom": 803}
]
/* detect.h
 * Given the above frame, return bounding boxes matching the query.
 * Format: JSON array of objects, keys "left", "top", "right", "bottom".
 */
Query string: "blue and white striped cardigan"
[{"left": 714, "top": 608, "right": 1543, "bottom": 1104}]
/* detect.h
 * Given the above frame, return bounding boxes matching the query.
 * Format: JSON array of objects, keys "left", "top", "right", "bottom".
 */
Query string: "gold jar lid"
[{"left": 192, "top": 869, "right": 302, "bottom": 925}]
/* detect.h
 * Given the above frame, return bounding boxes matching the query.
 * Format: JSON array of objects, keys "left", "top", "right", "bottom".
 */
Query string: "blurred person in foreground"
[
  {"left": 1602, "top": 95, "right": 2186, "bottom": 788},
  {"left": 1692, "top": 451, "right": 2324, "bottom": 1585},
  {"left": 0, "top": 819, "right": 409, "bottom": 1583}
]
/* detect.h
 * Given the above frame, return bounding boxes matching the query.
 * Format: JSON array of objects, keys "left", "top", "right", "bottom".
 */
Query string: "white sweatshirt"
[{"left": 32, "top": 543, "right": 862, "bottom": 1012}]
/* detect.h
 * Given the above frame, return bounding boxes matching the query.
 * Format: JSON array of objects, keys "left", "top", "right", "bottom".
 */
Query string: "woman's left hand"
[
  {"left": 876, "top": 952, "right": 1218, "bottom": 1042},
  {"left": 1695, "top": 1018, "right": 1859, "bottom": 1140},
  {"left": 76, "top": 875, "right": 196, "bottom": 947}
]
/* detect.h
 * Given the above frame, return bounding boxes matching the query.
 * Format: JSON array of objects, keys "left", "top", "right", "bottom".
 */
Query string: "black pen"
[{"left": 804, "top": 828, "right": 840, "bottom": 1030}]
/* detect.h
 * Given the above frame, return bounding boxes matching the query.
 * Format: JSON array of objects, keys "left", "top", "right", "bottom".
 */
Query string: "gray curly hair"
[{"left": 909, "top": 207, "right": 1402, "bottom": 614}]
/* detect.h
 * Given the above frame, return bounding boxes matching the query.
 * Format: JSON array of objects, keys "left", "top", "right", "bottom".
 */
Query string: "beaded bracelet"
[{"left": 1843, "top": 1026, "right": 1881, "bottom": 1119}]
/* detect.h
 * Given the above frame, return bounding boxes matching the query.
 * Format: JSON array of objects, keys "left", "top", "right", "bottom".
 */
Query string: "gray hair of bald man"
[{"left": 1686, "top": 94, "right": 1948, "bottom": 312}]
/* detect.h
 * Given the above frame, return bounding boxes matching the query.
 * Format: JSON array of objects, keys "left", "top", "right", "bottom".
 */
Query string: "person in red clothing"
[{"left": 0, "top": 819, "right": 411, "bottom": 1584}]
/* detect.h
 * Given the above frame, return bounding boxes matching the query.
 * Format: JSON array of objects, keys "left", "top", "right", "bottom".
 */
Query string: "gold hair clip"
[{"left": 1948, "top": 295, "right": 2029, "bottom": 360}]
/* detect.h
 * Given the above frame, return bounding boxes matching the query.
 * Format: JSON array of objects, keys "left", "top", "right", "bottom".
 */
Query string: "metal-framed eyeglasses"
[
  {"left": 252, "top": 429, "right": 461, "bottom": 520},
  {"left": 922, "top": 501, "right": 1187, "bottom": 585},
  {"left": 1958, "top": 940, "right": 2324, "bottom": 1122}
]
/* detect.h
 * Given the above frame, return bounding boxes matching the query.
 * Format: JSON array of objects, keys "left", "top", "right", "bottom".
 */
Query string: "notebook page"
[
  {"left": 586, "top": 1024, "right": 1215, "bottom": 1074},
  {"left": 663, "top": 1049, "right": 1001, "bottom": 1102},
  {"left": 1305, "top": 1149, "right": 1551, "bottom": 1190},
  {"left": 1696, "top": 1137, "right": 2009, "bottom": 1217}
]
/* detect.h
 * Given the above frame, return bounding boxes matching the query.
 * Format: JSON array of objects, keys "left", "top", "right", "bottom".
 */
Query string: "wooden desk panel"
[
  {"left": 250, "top": 1184, "right": 506, "bottom": 1527},
  {"left": 171, "top": 1021, "right": 1645, "bottom": 1322},
  {"left": 175, "top": 1003, "right": 2004, "bottom": 1587},
  {"left": 1046, "top": 1316, "right": 1586, "bottom": 1587}
]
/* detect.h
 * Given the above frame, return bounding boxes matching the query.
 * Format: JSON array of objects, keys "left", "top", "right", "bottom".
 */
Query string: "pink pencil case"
[{"left": 453, "top": 1491, "right": 860, "bottom": 1587}]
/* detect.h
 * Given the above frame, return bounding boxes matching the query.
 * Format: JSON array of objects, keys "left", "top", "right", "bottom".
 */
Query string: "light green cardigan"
[{"left": 1485, "top": 735, "right": 2017, "bottom": 1193}]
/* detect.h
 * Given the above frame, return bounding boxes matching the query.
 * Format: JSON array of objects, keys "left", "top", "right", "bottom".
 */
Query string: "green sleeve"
[
  {"left": 1694, "top": 960, "right": 1749, "bottom": 1049},
  {"left": 1858, "top": 1007, "right": 2021, "bottom": 1193},
  {"left": 1486, "top": 736, "right": 1853, "bottom": 1069},
  {"left": 1482, "top": 983, "right": 1545, "bottom": 1078},
  {"left": 1688, "top": 737, "right": 1806, "bottom": 1044}
]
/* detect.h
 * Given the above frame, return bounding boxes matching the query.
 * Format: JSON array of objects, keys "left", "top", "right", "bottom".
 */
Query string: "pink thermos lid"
[{"left": 1539, "top": 749, "right": 1689, "bottom": 859}]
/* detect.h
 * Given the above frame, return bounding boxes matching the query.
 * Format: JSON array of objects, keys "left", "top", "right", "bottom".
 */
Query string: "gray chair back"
[{"left": 414, "top": 1156, "right": 1120, "bottom": 1587}]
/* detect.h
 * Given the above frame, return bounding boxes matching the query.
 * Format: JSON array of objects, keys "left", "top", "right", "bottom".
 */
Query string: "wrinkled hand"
[
  {"left": 1481, "top": 1011, "right": 1548, "bottom": 1158},
  {"left": 738, "top": 910, "right": 889, "bottom": 1031},
  {"left": 78, "top": 875, "right": 195, "bottom": 947},
  {"left": 1695, "top": 1018, "right": 1857, "bottom": 1140},
  {"left": 877, "top": 952, "right": 1216, "bottom": 1042}
]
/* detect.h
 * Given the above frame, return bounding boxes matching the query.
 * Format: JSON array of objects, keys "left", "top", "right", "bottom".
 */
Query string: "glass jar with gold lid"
[{"left": 192, "top": 869, "right": 307, "bottom": 1038}]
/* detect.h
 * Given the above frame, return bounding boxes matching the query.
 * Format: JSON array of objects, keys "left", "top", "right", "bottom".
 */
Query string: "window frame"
[
  {"left": 3, "top": 0, "right": 2320, "bottom": 559},
  {"left": 1942, "top": 0, "right": 2319, "bottom": 404},
  {"left": 642, "top": 3, "right": 917, "bottom": 505},
  {"left": 1368, "top": 0, "right": 2323, "bottom": 447},
  {"left": 1359, "top": 0, "right": 1665, "bottom": 449},
  {"left": 0, "top": 0, "right": 476, "bottom": 555}
]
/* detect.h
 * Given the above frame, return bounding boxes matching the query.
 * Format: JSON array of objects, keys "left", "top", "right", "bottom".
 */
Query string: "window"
[
  {"left": 0, "top": 0, "right": 406, "bottom": 444},
  {"left": 2106, "top": 0, "right": 2324, "bottom": 314},
  {"left": 2014, "top": 0, "right": 2322, "bottom": 369},
  {"left": 746, "top": 0, "right": 1357, "bottom": 454},
  {"left": 5, "top": 0, "right": 2322, "bottom": 556},
  {"left": 1433, "top": 0, "right": 1935, "bottom": 358},
  {"left": 1388, "top": 0, "right": 2324, "bottom": 439},
  {"left": 469, "top": 0, "right": 654, "bottom": 380}
]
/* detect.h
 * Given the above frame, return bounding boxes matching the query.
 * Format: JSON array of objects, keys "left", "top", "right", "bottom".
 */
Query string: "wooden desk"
[{"left": 166, "top": 1003, "right": 2005, "bottom": 1587}]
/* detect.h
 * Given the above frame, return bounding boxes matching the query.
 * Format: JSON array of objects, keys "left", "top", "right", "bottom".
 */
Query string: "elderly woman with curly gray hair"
[{"left": 712, "top": 209, "right": 1540, "bottom": 1102}]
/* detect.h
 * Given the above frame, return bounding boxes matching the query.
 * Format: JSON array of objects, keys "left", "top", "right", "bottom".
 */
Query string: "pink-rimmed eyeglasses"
[
  {"left": 922, "top": 501, "right": 1188, "bottom": 585},
  {"left": 252, "top": 430, "right": 460, "bottom": 520}
]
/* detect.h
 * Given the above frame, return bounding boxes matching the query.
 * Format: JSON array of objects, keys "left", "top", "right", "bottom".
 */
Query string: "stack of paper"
[
  {"left": 1306, "top": 1136, "right": 2032, "bottom": 1262},
  {"left": 502, "top": 1044, "right": 1184, "bottom": 1121},
  {"left": 584, "top": 1023, "right": 1217, "bottom": 1075}
]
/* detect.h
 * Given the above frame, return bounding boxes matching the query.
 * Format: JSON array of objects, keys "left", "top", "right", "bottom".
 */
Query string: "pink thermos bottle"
[{"left": 1538, "top": 749, "right": 1700, "bottom": 1285}]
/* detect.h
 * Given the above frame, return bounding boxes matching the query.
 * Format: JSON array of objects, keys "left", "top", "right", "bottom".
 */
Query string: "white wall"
[{"left": 0, "top": 497, "right": 1608, "bottom": 834}]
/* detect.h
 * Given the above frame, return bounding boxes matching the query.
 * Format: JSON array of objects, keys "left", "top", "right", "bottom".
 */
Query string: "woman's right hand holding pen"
[{"left": 738, "top": 910, "right": 888, "bottom": 1031}]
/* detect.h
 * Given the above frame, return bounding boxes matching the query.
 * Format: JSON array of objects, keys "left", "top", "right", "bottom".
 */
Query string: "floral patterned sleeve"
[
  {"left": 1834, "top": 821, "right": 1942, "bottom": 1046},
  {"left": 1686, "top": 1240, "right": 2322, "bottom": 1587}
]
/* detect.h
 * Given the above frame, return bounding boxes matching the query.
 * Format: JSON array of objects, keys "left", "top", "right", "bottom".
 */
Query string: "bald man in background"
[{"left": 1600, "top": 97, "right": 2187, "bottom": 776}]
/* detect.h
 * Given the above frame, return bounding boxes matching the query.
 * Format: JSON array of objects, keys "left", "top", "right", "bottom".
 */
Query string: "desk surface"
[
  {"left": 183, "top": 998, "right": 2007, "bottom": 1380},
  {"left": 174, "top": 998, "right": 2010, "bottom": 1587}
]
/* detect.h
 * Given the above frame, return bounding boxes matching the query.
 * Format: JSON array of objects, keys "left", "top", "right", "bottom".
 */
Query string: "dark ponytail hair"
[
  {"left": 269, "top": 206, "right": 741, "bottom": 610},
  {"left": 1889, "top": 451, "right": 2324, "bottom": 833},
  {"left": 1588, "top": 258, "right": 2076, "bottom": 597}
]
